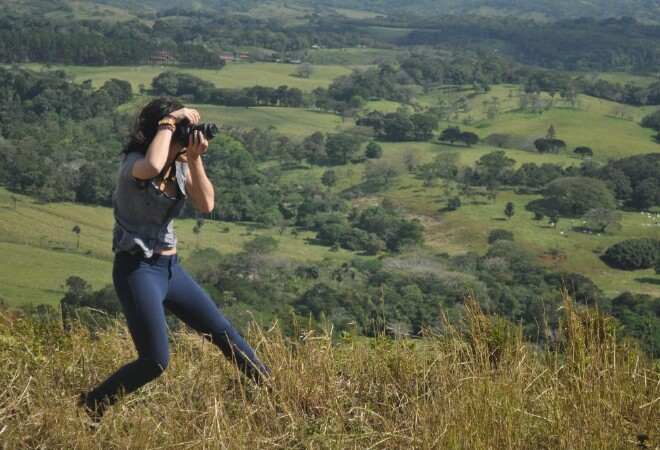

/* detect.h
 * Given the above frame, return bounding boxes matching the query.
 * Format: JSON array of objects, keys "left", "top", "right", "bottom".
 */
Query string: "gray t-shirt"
[{"left": 112, "top": 151, "right": 188, "bottom": 258}]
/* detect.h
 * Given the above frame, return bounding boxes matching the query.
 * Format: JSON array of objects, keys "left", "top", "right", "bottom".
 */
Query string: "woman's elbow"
[{"left": 198, "top": 200, "right": 214, "bottom": 214}]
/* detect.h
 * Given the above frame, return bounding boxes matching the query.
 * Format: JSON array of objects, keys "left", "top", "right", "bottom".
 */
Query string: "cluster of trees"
[
  {"left": 152, "top": 8, "right": 378, "bottom": 54},
  {"left": 0, "top": 15, "right": 226, "bottom": 67},
  {"left": 313, "top": 204, "right": 425, "bottom": 254},
  {"left": 357, "top": 110, "right": 439, "bottom": 141},
  {"left": 455, "top": 151, "right": 660, "bottom": 213},
  {"left": 438, "top": 127, "right": 479, "bottom": 146},
  {"left": 641, "top": 110, "right": 660, "bottom": 142},
  {"left": 393, "top": 16, "right": 660, "bottom": 72},
  {"left": 0, "top": 9, "right": 389, "bottom": 68},
  {"left": 318, "top": 0, "right": 660, "bottom": 22},
  {"left": 0, "top": 67, "right": 133, "bottom": 203},
  {"left": 579, "top": 78, "right": 660, "bottom": 107},
  {"left": 595, "top": 153, "right": 660, "bottom": 210},
  {"left": 151, "top": 72, "right": 305, "bottom": 108}
]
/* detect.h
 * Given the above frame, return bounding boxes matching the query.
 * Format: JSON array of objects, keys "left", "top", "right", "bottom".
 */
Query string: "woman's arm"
[
  {"left": 186, "top": 156, "right": 215, "bottom": 213},
  {"left": 132, "top": 108, "right": 201, "bottom": 180},
  {"left": 185, "top": 130, "right": 215, "bottom": 214},
  {"left": 131, "top": 127, "right": 173, "bottom": 180}
]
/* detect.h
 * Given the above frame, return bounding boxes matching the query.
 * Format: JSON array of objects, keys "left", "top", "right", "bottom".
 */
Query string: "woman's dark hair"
[{"left": 121, "top": 97, "right": 184, "bottom": 155}]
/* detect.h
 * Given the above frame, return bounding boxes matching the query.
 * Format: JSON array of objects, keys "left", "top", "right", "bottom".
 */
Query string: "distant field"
[
  {"left": 244, "top": 1, "right": 311, "bottom": 25},
  {"left": 18, "top": 63, "right": 353, "bottom": 92},
  {"left": 332, "top": 7, "right": 385, "bottom": 19},
  {"left": 45, "top": 1, "right": 147, "bottom": 23},
  {"left": 305, "top": 48, "right": 401, "bottom": 65},
  {"left": 590, "top": 72, "right": 660, "bottom": 87},
  {"left": 0, "top": 187, "right": 356, "bottom": 307},
  {"left": 416, "top": 85, "right": 660, "bottom": 161},
  {"left": 467, "top": 107, "right": 659, "bottom": 161},
  {"left": 192, "top": 104, "right": 350, "bottom": 137}
]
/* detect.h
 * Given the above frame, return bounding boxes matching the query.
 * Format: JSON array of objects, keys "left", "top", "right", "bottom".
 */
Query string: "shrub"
[
  {"left": 488, "top": 229, "right": 514, "bottom": 244},
  {"left": 447, "top": 197, "right": 461, "bottom": 211},
  {"left": 602, "top": 238, "right": 660, "bottom": 270}
]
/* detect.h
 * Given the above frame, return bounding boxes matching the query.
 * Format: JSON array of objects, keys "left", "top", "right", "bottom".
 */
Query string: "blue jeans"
[{"left": 84, "top": 250, "right": 270, "bottom": 411}]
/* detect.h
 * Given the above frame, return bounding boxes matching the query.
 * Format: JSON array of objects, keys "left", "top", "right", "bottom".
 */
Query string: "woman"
[{"left": 77, "top": 98, "right": 270, "bottom": 423}]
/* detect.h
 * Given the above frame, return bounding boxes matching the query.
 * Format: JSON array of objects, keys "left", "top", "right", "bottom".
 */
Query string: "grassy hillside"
[
  {"left": 0, "top": 187, "right": 356, "bottom": 307},
  {"left": 0, "top": 297, "right": 657, "bottom": 448},
  {"left": 415, "top": 85, "right": 660, "bottom": 162}
]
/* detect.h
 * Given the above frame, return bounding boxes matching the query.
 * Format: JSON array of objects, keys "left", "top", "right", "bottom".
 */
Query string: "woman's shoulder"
[{"left": 118, "top": 151, "right": 149, "bottom": 185}]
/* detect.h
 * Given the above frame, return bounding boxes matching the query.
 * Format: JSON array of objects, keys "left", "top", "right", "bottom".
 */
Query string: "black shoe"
[{"left": 77, "top": 391, "right": 105, "bottom": 428}]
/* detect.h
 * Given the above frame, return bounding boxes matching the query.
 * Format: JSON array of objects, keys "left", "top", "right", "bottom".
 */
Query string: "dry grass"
[{"left": 0, "top": 296, "right": 658, "bottom": 449}]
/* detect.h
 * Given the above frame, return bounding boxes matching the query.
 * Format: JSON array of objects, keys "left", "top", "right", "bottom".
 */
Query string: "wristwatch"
[{"left": 158, "top": 115, "right": 177, "bottom": 127}]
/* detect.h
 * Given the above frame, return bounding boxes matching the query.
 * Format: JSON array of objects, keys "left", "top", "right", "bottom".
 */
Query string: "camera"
[{"left": 173, "top": 119, "right": 219, "bottom": 148}]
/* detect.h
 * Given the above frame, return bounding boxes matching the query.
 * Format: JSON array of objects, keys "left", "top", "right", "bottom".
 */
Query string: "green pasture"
[
  {"left": 462, "top": 106, "right": 659, "bottom": 161},
  {"left": 589, "top": 72, "right": 660, "bottom": 87},
  {"left": 192, "top": 104, "right": 350, "bottom": 137},
  {"left": 364, "top": 26, "right": 415, "bottom": 43},
  {"left": 45, "top": 1, "right": 147, "bottom": 23},
  {"left": 418, "top": 86, "right": 658, "bottom": 161},
  {"left": 243, "top": 1, "right": 311, "bottom": 25},
  {"left": 305, "top": 48, "right": 401, "bottom": 66},
  {"left": 383, "top": 177, "right": 660, "bottom": 297},
  {"left": 332, "top": 7, "right": 385, "bottom": 19},
  {"left": 0, "top": 187, "right": 355, "bottom": 307},
  {"left": 19, "top": 62, "right": 352, "bottom": 92}
]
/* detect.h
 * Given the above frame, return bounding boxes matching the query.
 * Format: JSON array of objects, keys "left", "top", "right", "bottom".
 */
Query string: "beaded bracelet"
[{"left": 158, "top": 123, "right": 176, "bottom": 132}]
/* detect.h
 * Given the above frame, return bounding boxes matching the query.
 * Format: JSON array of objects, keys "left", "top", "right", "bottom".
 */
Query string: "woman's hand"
[
  {"left": 186, "top": 130, "right": 209, "bottom": 160},
  {"left": 168, "top": 107, "right": 200, "bottom": 124}
]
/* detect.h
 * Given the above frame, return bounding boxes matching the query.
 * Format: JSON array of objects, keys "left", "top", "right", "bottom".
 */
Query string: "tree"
[
  {"left": 382, "top": 112, "right": 415, "bottom": 141},
  {"left": 475, "top": 151, "right": 516, "bottom": 185},
  {"left": 365, "top": 141, "right": 383, "bottom": 159},
  {"left": 243, "top": 235, "right": 279, "bottom": 257},
  {"left": 403, "top": 150, "right": 418, "bottom": 172},
  {"left": 363, "top": 161, "right": 402, "bottom": 191},
  {"left": 321, "top": 169, "right": 337, "bottom": 188},
  {"left": 534, "top": 138, "right": 567, "bottom": 154},
  {"left": 574, "top": 146, "right": 593, "bottom": 158},
  {"left": 504, "top": 202, "right": 515, "bottom": 220},
  {"left": 641, "top": 110, "right": 660, "bottom": 131},
  {"left": 295, "top": 63, "right": 314, "bottom": 79},
  {"left": 439, "top": 127, "right": 462, "bottom": 144},
  {"left": 325, "top": 133, "right": 361, "bottom": 165},
  {"left": 410, "top": 113, "right": 438, "bottom": 141},
  {"left": 549, "top": 212, "right": 559, "bottom": 228},
  {"left": 192, "top": 218, "right": 205, "bottom": 247},
  {"left": 581, "top": 208, "right": 622, "bottom": 233},
  {"left": 447, "top": 197, "right": 461, "bottom": 211},
  {"left": 543, "top": 177, "right": 617, "bottom": 217},
  {"left": 488, "top": 229, "right": 514, "bottom": 244},
  {"left": 459, "top": 132, "right": 479, "bottom": 147},
  {"left": 72, "top": 225, "right": 81, "bottom": 249}
]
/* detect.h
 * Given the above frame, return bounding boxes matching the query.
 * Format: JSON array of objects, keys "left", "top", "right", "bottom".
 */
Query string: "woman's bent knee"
[{"left": 138, "top": 355, "right": 169, "bottom": 379}]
